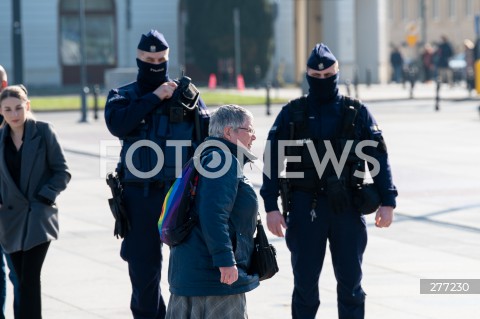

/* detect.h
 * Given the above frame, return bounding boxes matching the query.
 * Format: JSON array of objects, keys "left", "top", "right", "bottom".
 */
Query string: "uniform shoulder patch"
[{"left": 107, "top": 95, "right": 127, "bottom": 104}]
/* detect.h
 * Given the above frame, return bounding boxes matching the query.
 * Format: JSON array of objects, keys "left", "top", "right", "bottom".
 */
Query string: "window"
[
  {"left": 389, "top": 0, "right": 394, "bottom": 20},
  {"left": 59, "top": 0, "right": 116, "bottom": 66},
  {"left": 417, "top": 0, "right": 429, "bottom": 19},
  {"left": 448, "top": 0, "right": 456, "bottom": 19},
  {"left": 402, "top": 0, "right": 408, "bottom": 21},
  {"left": 466, "top": 0, "right": 473, "bottom": 17},
  {"left": 432, "top": 0, "right": 439, "bottom": 19}
]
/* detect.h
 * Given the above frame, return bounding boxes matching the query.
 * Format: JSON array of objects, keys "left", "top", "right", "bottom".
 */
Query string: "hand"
[
  {"left": 38, "top": 195, "right": 54, "bottom": 206},
  {"left": 375, "top": 206, "right": 394, "bottom": 228},
  {"left": 153, "top": 81, "right": 178, "bottom": 101},
  {"left": 266, "top": 210, "right": 287, "bottom": 237},
  {"left": 219, "top": 265, "right": 238, "bottom": 285}
]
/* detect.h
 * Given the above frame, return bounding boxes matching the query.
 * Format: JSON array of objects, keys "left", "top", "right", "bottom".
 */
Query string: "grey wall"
[
  {"left": 268, "top": 0, "right": 296, "bottom": 84},
  {"left": 322, "top": 0, "right": 357, "bottom": 83},
  {"left": 355, "top": 0, "right": 388, "bottom": 83},
  {"left": 0, "top": 0, "right": 182, "bottom": 88}
]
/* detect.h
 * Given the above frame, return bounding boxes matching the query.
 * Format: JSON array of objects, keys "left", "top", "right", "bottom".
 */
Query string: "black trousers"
[
  {"left": 286, "top": 192, "right": 367, "bottom": 319},
  {"left": 121, "top": 186, "right": 166, "bottom": 319},
  {"left": 9, "top": 241, "right": 50, "bottom": 319}
]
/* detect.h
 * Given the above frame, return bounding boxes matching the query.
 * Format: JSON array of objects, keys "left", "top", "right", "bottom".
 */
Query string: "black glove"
[{"left": 38, "top": 195, "right": 54, "bottom": 206}]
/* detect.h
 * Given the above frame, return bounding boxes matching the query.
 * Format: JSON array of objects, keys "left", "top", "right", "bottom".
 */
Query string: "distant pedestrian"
[
  {"left": 463, "top": 39, "right": 475, "bottom": 88},
  {"left": 0, "top": 65, "right": 20, "bottom": 319},
  {"left": 390, "top": 45, "right": 404, "bottom": 83},
  {"left": 421, "top": 43, "right": 434, "bottom": 82},
  {"left": 0, "top": 85, "right": 71, "bottom": 319},
  {"left": 435, "top": 35, "right": 454, "bottom": 84}
]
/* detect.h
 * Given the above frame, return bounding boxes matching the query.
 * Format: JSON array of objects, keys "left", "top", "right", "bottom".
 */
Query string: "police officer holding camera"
[
  {"left": 105, "top": 30, "right": 209, "bottom": 319},
  {"left": 260, "top": 43, "right": 397, "bottom": 319}
]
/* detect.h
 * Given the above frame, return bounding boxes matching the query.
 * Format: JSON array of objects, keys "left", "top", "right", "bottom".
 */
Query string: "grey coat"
[{"left": 0, "top": 119, "right": 71, "bottom": 253}]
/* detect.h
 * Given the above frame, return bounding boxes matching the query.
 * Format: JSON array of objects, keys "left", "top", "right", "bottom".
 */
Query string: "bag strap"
[
  {"left": 286, "top": 95, "right": 308, "bottom": 140},
  {"left": 255, "top": 212, "right": 263, "bottom": 226},
  {"left": 340, "top": 96, "right": 362, "bottom": 139}
]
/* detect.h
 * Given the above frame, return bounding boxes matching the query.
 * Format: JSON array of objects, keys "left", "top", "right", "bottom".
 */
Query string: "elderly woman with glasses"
[{"left": 166, "top": 104, "right": 259, "bottom": 319}]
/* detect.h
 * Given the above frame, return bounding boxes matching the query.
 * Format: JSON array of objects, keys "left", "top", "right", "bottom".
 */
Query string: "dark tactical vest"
[
  {"left": 117, "top": 78, "right": 206, "bottom": 186},
  {"left": 285, "top": 96, "right": 365, "bottom": 191}
]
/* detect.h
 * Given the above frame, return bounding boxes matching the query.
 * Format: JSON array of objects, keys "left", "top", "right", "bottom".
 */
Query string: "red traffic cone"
[
  {"left": 208, "top": 73, "right": 217, "bottom": 90},
  {"left": 236, "top": 74, "right": 245, "bottom": 91}
]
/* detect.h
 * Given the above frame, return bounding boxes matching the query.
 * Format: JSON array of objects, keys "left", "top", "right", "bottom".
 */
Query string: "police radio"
[{"left": 168, "top": 76, "right": 200, "bottom": 123}]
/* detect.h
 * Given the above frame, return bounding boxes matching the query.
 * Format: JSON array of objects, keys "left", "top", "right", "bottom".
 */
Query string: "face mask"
[
  {"left": 306, "top": 72, "right": 339, "bottom": 103},
  {"left": 136, "top": 59, "right": 169, "bottom": 91}
]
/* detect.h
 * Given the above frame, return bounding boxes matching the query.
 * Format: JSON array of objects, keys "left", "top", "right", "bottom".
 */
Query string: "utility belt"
[
  {"left": 121, "top": 179, "right": 174, "bottom": 197},
  {"left": 288, "top": 177, "right": 327, "bottom": 194},
  {"left": 280, "top": 176, "right": 380, "bottom": 216},
  {"left": 122, "top": 180, "right": 167, "bottom": 189}
]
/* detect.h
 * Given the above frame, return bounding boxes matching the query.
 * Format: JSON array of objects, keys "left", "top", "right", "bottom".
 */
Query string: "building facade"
[
  {"left": 388, "top": 0, "right": 480, "bottom": 62},
  {"left": 0, "top": 0, "right": 181, "bottom": 88},
  {"left": 5, "top": 0, "right": 474, "bottom": 88},
  {"left": 292, "top": 0, "right": 389, "bottom": 84}
]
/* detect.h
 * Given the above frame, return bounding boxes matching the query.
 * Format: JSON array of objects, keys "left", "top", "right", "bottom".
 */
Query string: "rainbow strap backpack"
[{"left": 158, "top": 157, "right": 200, "bottom": 246}]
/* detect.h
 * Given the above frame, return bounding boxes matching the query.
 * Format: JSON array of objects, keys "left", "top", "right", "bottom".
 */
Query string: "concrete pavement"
[
  {"left": 214, "top": 80, "right": 478, "bottom": 104},
  {"left": 3, "top": 83, "right": 480, "bottom": 318}
]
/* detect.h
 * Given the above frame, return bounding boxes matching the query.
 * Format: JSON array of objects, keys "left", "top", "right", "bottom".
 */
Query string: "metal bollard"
[
  {"left": 80, "top": 86, "right": 90, "bottom": 123},
  {"left": 435, "top": 77, "right": 441, "bottom": 111},
  {"left": 93, "top": 84, "right": 100, "bottom": 120},
  {"left": 266, "top": 82, "right": 271, "bottom": 116},
  {"left": 467, "top": 67, "right": 474, "bottom": 97},
  {"left": 409, "top": 68, "right": 416, "bottom": 99},
  {"left": 344, "top": 80, "right": 351, "bottom": 97},
  {"left": 353, "top": 70, "right": 359, "bottom": 99},
  {"left": 366, "top": 68, "right": 371, "bottom": 88}
]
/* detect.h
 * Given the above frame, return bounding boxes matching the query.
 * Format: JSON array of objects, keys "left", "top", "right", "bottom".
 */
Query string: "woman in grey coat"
[
  {"left": 166, "top": 105, "right": 259, "bottom": 319},
  {"left": 0, "top": 85, "right": 71, "bottom": 319}
]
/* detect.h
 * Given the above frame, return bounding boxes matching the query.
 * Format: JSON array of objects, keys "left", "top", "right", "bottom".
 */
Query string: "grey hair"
[
  {"left": 208, "top": 104, "right": 253, "bottom": 138},
  {"left": 0, "top": 65, "right": 6, "bottom": 83}
]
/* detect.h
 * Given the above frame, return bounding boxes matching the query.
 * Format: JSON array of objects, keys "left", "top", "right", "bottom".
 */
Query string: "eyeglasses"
[{"left": 237, "top": 127, "right": 255, "bottom": 135}]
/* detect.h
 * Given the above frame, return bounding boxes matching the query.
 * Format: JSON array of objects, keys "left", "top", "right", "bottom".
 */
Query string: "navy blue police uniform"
[
  {"left": 105, "top": 30, "right": 209, "bottom": 319},
  {"left": 260, "top": 43, "right": 397, "bottom": 319}
]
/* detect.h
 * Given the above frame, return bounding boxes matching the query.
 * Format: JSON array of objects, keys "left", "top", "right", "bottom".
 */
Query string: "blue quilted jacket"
[{"left": 168, "top": 137, "right": 260, "bottom": 296}]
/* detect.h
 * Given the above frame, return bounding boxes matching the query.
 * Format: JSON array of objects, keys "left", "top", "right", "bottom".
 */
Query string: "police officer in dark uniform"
[
  {"left": 105, "top": 30, "right": 209, "bottom": 319},
  {"left": 260, "top": 43, "right": 397, "bottom": 319}
]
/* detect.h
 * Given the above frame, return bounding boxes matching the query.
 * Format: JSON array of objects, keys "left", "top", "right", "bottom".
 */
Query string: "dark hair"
[
  {"left": 0, "top": 85, "right": 34, "bottom": 128},
  {"left": 0, "top": 85, "right": 29, "bottom": 105}
]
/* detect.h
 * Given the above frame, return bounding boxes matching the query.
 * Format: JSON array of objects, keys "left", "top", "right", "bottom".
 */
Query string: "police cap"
[
  {"left": 137, "top": 30, "right": 169, "bottom": 53},
  {"left": 307, "top": 43, "right": 337, "bottom": 71}
]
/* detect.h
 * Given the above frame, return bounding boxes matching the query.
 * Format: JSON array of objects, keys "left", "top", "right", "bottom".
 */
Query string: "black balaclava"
[
  {"left": 136, "top": 59, "right": 169, "bottom": 92},
  {"left": 136, "top": 30, "right": 170, "bottom": 92},
  {"left": 306, "top": 43, "right": 339, "bottom": 103}
]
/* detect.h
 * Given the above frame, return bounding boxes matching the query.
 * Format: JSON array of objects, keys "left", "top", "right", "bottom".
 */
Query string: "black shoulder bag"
[{"left": 249, "top": 213, "right": 279, "bottom": 281}]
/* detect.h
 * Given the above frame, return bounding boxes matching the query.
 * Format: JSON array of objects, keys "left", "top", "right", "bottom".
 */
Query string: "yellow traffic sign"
[{"left": 406, "top": 34, "right": 418, "bottom": 47}]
